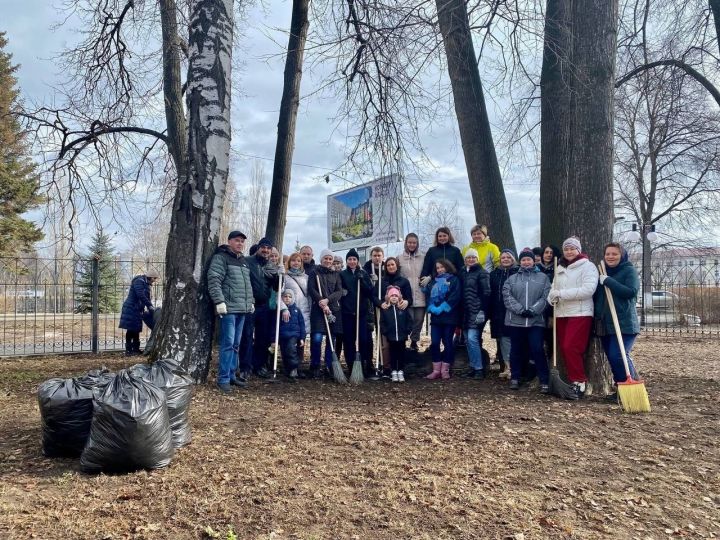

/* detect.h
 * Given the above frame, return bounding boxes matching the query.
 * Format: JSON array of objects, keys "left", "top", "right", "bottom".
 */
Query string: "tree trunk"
[
  {"left": 151, "top": 0, "right": 234, "bottom": 383},
  {"left": 265, "top": 0, "right": 310, "bottom": 251},
  {"left": 710, "top": 0, "right": 720, "bottom": 59},
  {"left": 540, "top": 0, "right": 619, "bottom": 395},
  {"left": 435, "top": 0, "right": 515, "bottom": 252}
]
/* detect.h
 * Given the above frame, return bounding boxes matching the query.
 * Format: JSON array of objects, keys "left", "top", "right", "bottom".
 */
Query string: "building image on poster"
[{"left": 327, "top": 175, "right": 403, "bottom": 250}]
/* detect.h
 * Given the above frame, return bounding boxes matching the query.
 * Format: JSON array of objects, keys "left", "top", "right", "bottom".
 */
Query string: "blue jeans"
[
  {"left": 464, "top": 324, "right": 487, "bottom": 371},
  {"left": 430, "top": 324, "right": 455, "bottom": 364},
  {"left": 218, "top": 313, "right": 246, "bottom": 384},
  {"left": 601, "top": 334, "right": 638, "bottom": 383},
  {"left": 310, "top": 332, "right": 334, "bottom": 369},
  {"left": 509, "top": 326, "right": 548, "bottom": 384}
]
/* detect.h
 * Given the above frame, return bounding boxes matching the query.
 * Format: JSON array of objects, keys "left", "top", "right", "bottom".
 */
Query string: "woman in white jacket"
[
  {"left": 547, "top": 237, "right": 598, "bottom": 397},
  {"left": 283, "top": 252, "right": 311, "bottom": 373}
]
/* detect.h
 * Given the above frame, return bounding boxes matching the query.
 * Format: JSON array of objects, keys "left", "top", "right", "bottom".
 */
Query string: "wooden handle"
[
  {"left": 552, "top": 257, "right": 557, "bottom": 368},
  {"left": 355, "top": 278, "right": 361, "bottom": 352},
  {"left": 273, "top": 274, "right": 283, "bottom": 372}
]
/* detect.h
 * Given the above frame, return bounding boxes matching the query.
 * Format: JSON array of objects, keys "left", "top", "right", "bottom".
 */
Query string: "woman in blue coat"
[
  {"left": 424, "top": 258, "right": 462, "bottom": 380},
  {"left": 594, "top": 242, "right": 640, "bottom": 397},
  {"left": 119, "top": 270, "right": 160, "bottom": 355}
]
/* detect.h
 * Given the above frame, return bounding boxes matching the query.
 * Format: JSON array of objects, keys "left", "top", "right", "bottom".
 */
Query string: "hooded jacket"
[
  {"left": 594, "top": 254, "right": 640, "bottom": 335},
  {"left": 207, "top": 245, "right": 254, "bottom": 314},
  {"left": 502, "top": 264, "right": 551, "bottom": 328},
  {"left": 551, "top": 255, "right": 599, "bottom": 318},
  {"left": 460, "top": 263, "right": 491, "bottom": 328},
  {"left": 119, "top": 275, "right": 155, "bottom": 331},
  {"left": 278, "top": 290, "right": 307, "bottom": 340},
  {"left": 462, "top": 239, "right": 501, "bottom": 272},
  {"left": 398, "top": 249, "right": 426, "bottom": 307}
]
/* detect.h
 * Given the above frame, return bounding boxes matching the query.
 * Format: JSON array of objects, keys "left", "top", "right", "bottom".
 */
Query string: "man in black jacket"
[
  {"left": 339, "top": 248, "right": 375, "bottom": 373},
  {"left": 238, "top": 237, "right": 279, "bottom": 379}
]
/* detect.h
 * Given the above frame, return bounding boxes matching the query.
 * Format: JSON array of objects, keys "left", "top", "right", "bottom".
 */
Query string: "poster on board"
[{"left": 327, "top": 174, "right": 403, "bottom": 250}]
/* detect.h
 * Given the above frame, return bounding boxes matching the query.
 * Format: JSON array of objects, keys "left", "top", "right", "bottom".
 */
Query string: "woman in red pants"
[{"left": 547, "top": 237, "right": 598, "bottom": 398}]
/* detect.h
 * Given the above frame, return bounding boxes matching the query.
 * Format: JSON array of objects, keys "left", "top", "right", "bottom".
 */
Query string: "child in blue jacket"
[{"left": 278, "top": 289, "right": 306, "bottom": 381}]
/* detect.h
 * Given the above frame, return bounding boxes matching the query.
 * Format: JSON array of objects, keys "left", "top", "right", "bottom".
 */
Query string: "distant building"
[{"left": 639, "top": 247, "right": 720, "bottom": 286}]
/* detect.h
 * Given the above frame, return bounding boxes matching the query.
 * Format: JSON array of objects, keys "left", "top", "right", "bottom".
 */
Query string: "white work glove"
[
  {"left": 216, "top": 302, "right": 227, "bottom": 315},
  {"left": 419, "top": 276, "right": 431, "bottom": 287},
  {"left": 370, "top": 273, "right": 378, "bottom": 285},
  {"left": 474, "top": 310, "right": 485, "bottom": 325},
  {"left": 547, "top": 290, "right": 560, "bottom": 305},
  {"left": 599, "top": 274, "right": 607, "bottom": 285}
]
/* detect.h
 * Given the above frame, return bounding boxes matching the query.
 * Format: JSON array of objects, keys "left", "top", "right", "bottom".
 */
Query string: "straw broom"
[
  {"left": 548, "top": 257, "right": 579, "bottom": 400},
  {"left": 316, "top": 274, "right": 348, "bottom": 384},
  {"left": 599, "top": 262, "right": 650, "bottom": 413},
  {"left": 349, "top": 276, "right": 364, "bottom": 384}
]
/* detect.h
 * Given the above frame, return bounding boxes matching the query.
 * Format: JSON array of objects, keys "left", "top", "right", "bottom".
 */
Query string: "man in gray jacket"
[{"left": 207, "top": 230, "right": 254, "bottom": 393}]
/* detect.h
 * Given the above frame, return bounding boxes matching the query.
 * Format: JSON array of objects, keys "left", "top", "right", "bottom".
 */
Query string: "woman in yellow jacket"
[{"left": 462, "top": 224, "right": 500, "bottom": 272}]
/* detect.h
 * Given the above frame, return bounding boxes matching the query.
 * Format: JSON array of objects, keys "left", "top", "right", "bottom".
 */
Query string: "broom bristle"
[
  {"left": 548, "top": 368, "right": 578, "bottom": 400},
  {"left": 349, "top": 358, "right": 364, "bottom": 385},
  {"left": 617, "top": 380, "right": 651, "bottom": 413},
  {"left": 331, "top": 354, "right": 348, "bottom": 384}
]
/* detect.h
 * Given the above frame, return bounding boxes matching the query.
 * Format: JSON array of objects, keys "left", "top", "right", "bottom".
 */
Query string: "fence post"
[{"left": 91, "top": 257, "right": 100, "bottom": 354}]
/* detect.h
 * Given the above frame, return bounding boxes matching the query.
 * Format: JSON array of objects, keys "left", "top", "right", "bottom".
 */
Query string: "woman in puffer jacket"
[
  {"left": 423, "top": 258, "right": 462, "bottom": 380},
  {"left": 547, "top": 237, "right": 598, "bottom": 398},
  {"left": 503, "top": 248, "right": 551, "bottom": 392},
  {"left": 460, "top": 248, "right": 491, "bottom": 379}
]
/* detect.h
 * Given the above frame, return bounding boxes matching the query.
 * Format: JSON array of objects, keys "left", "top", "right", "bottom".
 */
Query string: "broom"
[
  {"left": 349, "top": 276, "right": 364, "bottom": 384},
  {"left": 316, "top": 274, "right": 348, "bottom": 384},
  {"left": 267, "top": 272, "right": 284, "bottom": 384},
  {"left": 599, "top": 262, "right": 650, "bottom": 413},
  {"left": 370, "top": 264, "right": 383, "bottom": 380},
  {"left": 548, "top": 257, "right": 579, "bottom": 400}
]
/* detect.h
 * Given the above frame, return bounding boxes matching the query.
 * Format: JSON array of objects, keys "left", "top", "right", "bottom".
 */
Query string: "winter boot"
[
  {"left": 426, "top": 362, "right": 442, "bottom": 380},
  {"left": 441, "top": 362, "right": 451, "bottom": 380}
]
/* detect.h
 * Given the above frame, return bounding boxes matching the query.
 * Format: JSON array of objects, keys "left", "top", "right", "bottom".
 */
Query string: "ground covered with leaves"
[{"left": 0, "top": 336, "right": 718, "bottom": 539}]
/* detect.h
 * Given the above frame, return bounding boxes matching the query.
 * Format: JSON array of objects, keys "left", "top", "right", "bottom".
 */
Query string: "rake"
[
  {"left": 548, "top": 257, "right": 578, "bottom": 400},
  {"left": 316, "top": 274, "right": 347, "bottom": 384}
]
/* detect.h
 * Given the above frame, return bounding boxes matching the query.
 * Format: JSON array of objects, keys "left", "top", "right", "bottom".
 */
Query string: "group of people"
[{"left": 122, "top": 224, "right": 640, "bottom": 400}]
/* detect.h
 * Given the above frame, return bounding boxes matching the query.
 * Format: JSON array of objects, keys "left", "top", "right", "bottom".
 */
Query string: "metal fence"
[
  {"left": 0, "top": 257, "right": 164, "bottom": 357},
  {"left": 638, "top": 261, "right": 720, "bottom": 338}
]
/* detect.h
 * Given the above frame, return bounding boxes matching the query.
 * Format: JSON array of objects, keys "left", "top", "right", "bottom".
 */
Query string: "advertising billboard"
[{"left": 327, "top": 174, "right": 403, "bottom": 250}]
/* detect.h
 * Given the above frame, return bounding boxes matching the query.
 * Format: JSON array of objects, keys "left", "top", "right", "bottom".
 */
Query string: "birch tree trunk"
[
  {"left": 435, "top": 0, "right": 515, "bottom": 252},
  {"left": 540, "top": 0, "right": 618, "bottom": 395},
  {"left": 265, "top": 0, "right": 310, "bottom": 251},
  {"left": 152, "top": 0, "right": 234, "bottom": 382}
]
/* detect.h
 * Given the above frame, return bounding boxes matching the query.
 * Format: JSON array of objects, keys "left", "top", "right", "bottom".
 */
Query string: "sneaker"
[
  {"left": 499, "top": 369, "right": 510, "bottom": 380},
  {"left": 463, "top": 369, "right": 476, "bottom": 378},
  {"left": 539, "top": 384, "right": 550, "bottom": 394},
  {"left": 391, "top": 370, "right": 399, "bottom": 382},
  {"left": 473, "top": 370, "right": 486, "bottom": 380},
  {"left": 235, "top": 371, "right": 249, "bottom": 383},
  {"left": 287, "top": 369, "right": 299, "bottom": 383},
  {"left": 509, "top": 379, "right": 520, "bottom": 390},
  {"left": 309, "top": 367, "right": 321, "bottom": 380},
  {"left": 397, "top": 370, "right": 405, "bottom": 382},
  {"left": 230, "top": 378, "right": 247, "bottom": 388},
  {"left": 573, "top": 382, "right": 586, "bottom": 399},
  {"left": 605, "top": 391, "right": 618, "bottom": 402},
  {"left": 216, "top": 383, "right": 233, "bottom": 394},
  {"left": 254, "top": 367, "right": 270, "bottom": 379}
]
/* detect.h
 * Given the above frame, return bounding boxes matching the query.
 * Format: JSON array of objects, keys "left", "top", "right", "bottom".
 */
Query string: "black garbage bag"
[
  {"left": 38, "top": 378, "right": 95, "bottom": 458},
  {"left": 129, "top": 359, "right": 193, "bottom": 448},
  {"left": 80, "top": 371, "right": 174, "bottom": 474},
  {"left": 77, "top": 367, "right": 115, "bottom": 389},
  {"left": 143, "top": 307, "right": 162, "bottom": 353}
]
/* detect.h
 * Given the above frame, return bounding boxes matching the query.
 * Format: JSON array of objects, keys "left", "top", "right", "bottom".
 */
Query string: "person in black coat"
[
  {"left": 119, "top": 269, "right": 160, "bottom": 356},
  {"left": 539, "top": 244, "right": 561, "bottom": 361},
  {"left": 489, "top": 249, "right": 518, "bottom": 377},
  {"left": 460, "top": 249, "right": 491, "bottom": 378},
  {"left": 307, "top": 249, "right": 345, "bottom": 378},
  {"left": 339, "top": 248, "right": 374, "bottom": 373},
  {"left": 380, "top": 286, "right": 413, "bottom": 382},
  {"left": 420, "top": 227, "right": 465, "bottom": 285}
]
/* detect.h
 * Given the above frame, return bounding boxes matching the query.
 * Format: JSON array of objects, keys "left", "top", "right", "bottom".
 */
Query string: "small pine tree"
[
  {"left": 74, "top": 231, "right": 121, "bottom": 313},
  {"left": 0, "top": 32, "right": 42, "bottom": 257}
]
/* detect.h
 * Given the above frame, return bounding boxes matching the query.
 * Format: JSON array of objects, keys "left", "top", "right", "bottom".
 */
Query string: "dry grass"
[{"left": 0, "top": 336, "right": 718, "bottom": 539}]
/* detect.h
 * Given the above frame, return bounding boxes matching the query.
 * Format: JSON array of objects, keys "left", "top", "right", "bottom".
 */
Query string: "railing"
[
  {"left": 639, "top": 261, "right": 720, "bottom": 338},
  {"left": 0, "top": 257, "right": 164, "bottom": 356}
]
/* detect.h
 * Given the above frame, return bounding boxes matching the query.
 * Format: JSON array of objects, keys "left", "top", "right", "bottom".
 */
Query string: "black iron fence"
[
  {"left": 0, "top": 257, "right": 164, "bottom": 356},
  {"left": 638, "top": 261, "right": 720, "bottom": 337}
]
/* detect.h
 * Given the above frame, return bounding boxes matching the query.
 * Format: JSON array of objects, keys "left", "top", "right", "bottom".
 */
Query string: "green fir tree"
[
  {"left": 74, "top": 231, "right": 120, "bottom": 313},
  {"left": 0, "top": 32, "right": 42, "bottom": 257}
]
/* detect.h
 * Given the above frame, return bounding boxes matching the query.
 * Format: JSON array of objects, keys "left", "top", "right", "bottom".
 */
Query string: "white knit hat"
[
  {"left": 320, "top": 248, "right": 334, "bottom": 259},
  {"left": 464, "top": 248, "right": 479, "bottom": 259},
  {"left": 562, "top": 237, "right": 582, "bottom": 252}
]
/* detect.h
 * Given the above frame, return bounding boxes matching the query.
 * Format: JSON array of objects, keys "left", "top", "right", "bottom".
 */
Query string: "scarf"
[{"left": 430, "top": 274, "right": 451, "bottom": 305}]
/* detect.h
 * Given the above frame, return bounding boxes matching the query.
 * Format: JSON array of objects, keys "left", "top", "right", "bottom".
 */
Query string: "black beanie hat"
[
  {"left": 346, "top": 248, "right": 360, "bottom": 261},
  {"left": 518, "top": 247, "right": 535, "bottom": 261}
]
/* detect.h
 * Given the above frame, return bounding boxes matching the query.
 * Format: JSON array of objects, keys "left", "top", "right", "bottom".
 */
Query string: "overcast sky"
[{"left": 4, "top": 0, "right": 542, "bottom": 257}]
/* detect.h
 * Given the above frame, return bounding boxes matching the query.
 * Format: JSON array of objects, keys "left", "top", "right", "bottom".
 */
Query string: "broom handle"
[
  {"left": 316, "top": 274, "right": 336, "bottom": 354},
  {"left": 552, "top": 257, "right": 558, "bottom": 369},
  {"left": 378, "top": 264, "right": 383, "bottom": 366},
  {"left": 598, "top": 262, "right": 632, "bottom": 378},
  {"left": 356, "top": 276, "right": 361, "bottom": 353},
  {"left": 273, "top": 273, "right": 284, "bottom": 373}
]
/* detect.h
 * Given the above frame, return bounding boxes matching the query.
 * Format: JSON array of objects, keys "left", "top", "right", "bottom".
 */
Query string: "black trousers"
[
  {"left": 387, "top": 340, "right": 406, "bottom": 371},
  {"left": 125, "top": 331, "right": 140, "bottom": 353}
]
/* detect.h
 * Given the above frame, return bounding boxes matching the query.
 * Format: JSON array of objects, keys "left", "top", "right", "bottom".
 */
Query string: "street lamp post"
[{"left": 627, "top": 223, "right": 658, "bottom": 326}]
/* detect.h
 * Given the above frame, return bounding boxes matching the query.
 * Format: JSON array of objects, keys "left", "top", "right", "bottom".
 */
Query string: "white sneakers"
[
  {"left": 391, "top": 370, "right": 405, "bottom": 383},
  {"left": 397, "top": 371, "right": 405, "bottom": 382}
]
